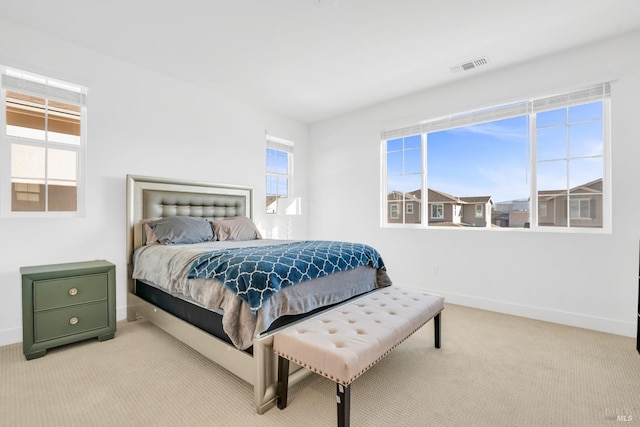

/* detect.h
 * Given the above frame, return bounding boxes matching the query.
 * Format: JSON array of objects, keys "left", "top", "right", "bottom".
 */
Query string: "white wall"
[
  {"left": 0, "top": 20, "right": 309, "bottom": 346},
  {"left": 309, "top": 30, "right": 640, "bottom": 337}
]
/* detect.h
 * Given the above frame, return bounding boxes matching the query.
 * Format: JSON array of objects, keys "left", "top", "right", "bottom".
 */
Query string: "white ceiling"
[{"left": 2, "top": 0, "right": 640, "bottom": 124}]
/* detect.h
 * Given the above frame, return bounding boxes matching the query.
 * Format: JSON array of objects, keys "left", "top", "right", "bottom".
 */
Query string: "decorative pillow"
[
  {"left": 141, "top": 218, "right": 160, "bottom": 245},
  {"left": 147, "top": 216, "right": 215, "bottom": 245},
  {"left": 212, "top": 216, "right": 262, "bottom": 241}
]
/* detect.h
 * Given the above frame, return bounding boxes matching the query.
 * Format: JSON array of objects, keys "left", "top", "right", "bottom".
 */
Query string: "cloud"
[{"left": 449, "top": 121, "right": 528, "bottom": 143}]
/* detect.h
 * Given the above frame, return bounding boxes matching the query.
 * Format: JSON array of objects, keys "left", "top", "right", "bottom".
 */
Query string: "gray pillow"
[{"left": 147, "top": 216, "right": 214, "bottom": 245}]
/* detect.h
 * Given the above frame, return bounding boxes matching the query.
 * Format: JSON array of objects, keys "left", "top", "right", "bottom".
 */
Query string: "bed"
[{"left": 125, "top": 175, "right": 391, "bottom": 414}]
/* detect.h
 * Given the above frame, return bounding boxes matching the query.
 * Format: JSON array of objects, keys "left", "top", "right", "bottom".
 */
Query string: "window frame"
[
  {"left": 266, "top": 134, "right": 294, "bottom": 214},
  {"left": 431, "top": 203, "right": 444, "bottom": 220},
  {"left": 390, "top": 203, "right": 400, "bottom": 219},
  {"left": 406, "top": 202, "right": 414, "bottom": 214},
  {"left": 538, "top": 201, "right": 548, "bottom": 218},
  {"left": 0, "top": 66, "right": 87, "bottom": 217},
  {"left": 381, "top": 83, "right": 611, "bottom": 233},
  {"left": 570, "top": 199, "right": 591, "bottom": 220}
]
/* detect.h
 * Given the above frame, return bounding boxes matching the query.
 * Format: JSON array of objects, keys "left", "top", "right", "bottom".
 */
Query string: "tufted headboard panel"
[
  {"left": 126, "top": 175, "right": 254, "bottom": 271},
  {"left": 142, "top": 190, "right": 248, "bottom": 221}
]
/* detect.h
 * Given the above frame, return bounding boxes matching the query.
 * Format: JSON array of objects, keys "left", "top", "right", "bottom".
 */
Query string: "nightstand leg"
[
  {"left": 98, "top": 332, "right": 115, "bottom": 342},
  {"left": 25, "top": 350, "right": 46, "bottom": 360}
]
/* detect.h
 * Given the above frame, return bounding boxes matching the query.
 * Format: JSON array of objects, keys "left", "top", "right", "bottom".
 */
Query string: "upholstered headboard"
[{"left": 126, "top": 174, "right": 254, "bottom": 267}]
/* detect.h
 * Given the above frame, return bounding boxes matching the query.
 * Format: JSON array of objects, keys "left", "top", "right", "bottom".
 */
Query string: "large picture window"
[
  {"left": 381, "top": 83, "right": 610, "bottom": 232},
  {"left": 1, "top": 66, "right": 86, "bottom": 216}
]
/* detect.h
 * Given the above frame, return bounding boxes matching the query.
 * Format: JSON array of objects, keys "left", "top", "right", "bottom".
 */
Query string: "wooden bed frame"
[{"left": 125, "top": 174, "right": 311, "bottom": 414}]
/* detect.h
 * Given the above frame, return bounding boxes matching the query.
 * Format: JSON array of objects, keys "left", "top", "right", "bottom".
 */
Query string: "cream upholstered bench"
[{"left": 273, "top": 286, "right": 444, "bottom": 427}]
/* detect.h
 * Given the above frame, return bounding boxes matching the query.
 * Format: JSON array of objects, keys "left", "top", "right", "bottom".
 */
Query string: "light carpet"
[{"left": 1, "top": 304, "right": 639, "bottom": 426}]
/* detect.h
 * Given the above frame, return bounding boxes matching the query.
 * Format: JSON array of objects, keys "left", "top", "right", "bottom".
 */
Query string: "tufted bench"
[{"left": 273, "top": 286, "right": 444, "bottom": 427}]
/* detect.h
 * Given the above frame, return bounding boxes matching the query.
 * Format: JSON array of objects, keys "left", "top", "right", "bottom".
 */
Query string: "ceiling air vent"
[{"left": 450, "top": 57, "right": 489, "bottom": 73}]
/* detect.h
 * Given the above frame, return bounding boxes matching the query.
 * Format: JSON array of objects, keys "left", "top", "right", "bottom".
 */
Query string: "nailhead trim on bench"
[
  {"left": 273, "top": 286, "right": 445, "bottom": 386},
  {"left": 275, "top": 311, "right": 438, "bottom": 386}
]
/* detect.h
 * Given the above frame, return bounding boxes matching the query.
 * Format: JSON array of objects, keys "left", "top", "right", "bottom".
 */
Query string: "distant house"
[
  {"left": 266, "top": 195, "right": 278, "bottom": 214},
  {"left": 508, "top": 210, "right": 530, "bottom": 228},
  {"left": 387, "top": 189, "right": 493, "bottom": 227},
  {"left": 537, "top": 178, "right": 603, "bottom": 228},
  {"left": 490, "top": 178, "right": 603, "bottom": 228},
  {"left": 492, "top": 198, "right": 530, "bottom": 228},
  {"left": 387, "top": 190, "right": 422, "bottom": 224},
  {"left": 494, "top": 198, "right": 529, "bottom": 213}
]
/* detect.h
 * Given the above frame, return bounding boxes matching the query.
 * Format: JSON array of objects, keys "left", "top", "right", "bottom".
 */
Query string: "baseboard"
[
  {"left": 116, "top": 306, "right": 129, "bottom": 322},
  {"left": 401, "top": 286, "right": 637, "bottom": 338},
  {"left": 0, "top": 327, "right": 22, "bottom": 347},
  {"left": 447, "top": 292, "right": 637, "bottom": 337}
]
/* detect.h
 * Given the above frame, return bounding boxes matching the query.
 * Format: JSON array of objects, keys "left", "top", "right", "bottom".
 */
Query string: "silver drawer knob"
[
  {"left": 69, "top": 288, "right": 78, "bottom": 296},
  {"left": 69, "top": 317, "right": 79, "bottom": 325}
]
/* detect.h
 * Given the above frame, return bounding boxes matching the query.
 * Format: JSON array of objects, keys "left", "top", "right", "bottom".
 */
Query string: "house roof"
[
  {"left": 538, "top": 178, "right": 603, "bottom": 201},
  {"left": 427, "top": 189, "right": 460, "bottom": 203},
  {"left": 389, "top": 188, "right": 494, "bottom": 205},
  {"left": 459, "top": 196, "right": 494, "bottom": 204},
  {"left": 388, "top": 190, "right": 420, "bottom": 202}
]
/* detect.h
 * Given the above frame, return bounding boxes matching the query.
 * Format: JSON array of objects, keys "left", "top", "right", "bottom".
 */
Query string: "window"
[
  {"left": 386, "top": 134, "right": 422, "bottom": 224},
  {"left": 406, "top": 203, "right": 414, "bottom": 214},
  {"left": 1, "top": 66, "right": 86, "bottom": 216},
  {"left": 431, "top": 203, "right": 443, "bottom": 219},
  {"left": 390, "top": 203, "right": 399, "bottom": 219},
  {"left": 381, "top": 83, "right": 610, "bottom": 232},
  {"left": 570, "top": 199, "right": 591, "bottom": 219},
  {"left": 266, "top": 134, "right": 294, "bottom": 214},
  {"left": 536, "top": 99, "right": 604, "bottom": 228},
  {"left": 538, "top": 201, "right": 548, "bottom": 218}
]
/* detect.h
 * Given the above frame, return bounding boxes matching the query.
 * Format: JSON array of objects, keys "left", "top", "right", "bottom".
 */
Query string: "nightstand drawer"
[
  {"left": 34, "top": 274, "right": 107, "bottom": 311},
  {"left": 34, "top": 301, "right": 108, "bottom": 342}
]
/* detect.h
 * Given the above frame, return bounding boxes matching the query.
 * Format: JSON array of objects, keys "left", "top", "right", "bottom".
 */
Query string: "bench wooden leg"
[
  {"left": 337, "top": 383, "right": 350, "bottom": 427},
  {"left": 434, "top": 313, "right": 441, "bottom": 349},
  {"left": 277, "top": 356, "right": 290, "bottom": 410}
]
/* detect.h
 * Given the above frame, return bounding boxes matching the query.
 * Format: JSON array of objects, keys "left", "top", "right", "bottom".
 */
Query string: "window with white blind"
[
  {"left": 381, "top": 83, "right": 611, "bottom": 232},
  {"left": 1, "top": 66, "right": 87, "bottom": 216},
  {"left": 266, "top": 134, "right": 294, "bottom": 214}
]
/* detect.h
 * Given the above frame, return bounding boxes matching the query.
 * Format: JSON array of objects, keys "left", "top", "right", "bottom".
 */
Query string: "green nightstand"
[{"left": 21, "top": 260, "right": 116, "bottom": 360}]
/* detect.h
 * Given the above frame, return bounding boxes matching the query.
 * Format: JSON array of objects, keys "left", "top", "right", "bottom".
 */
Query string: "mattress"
[{"left": 132, "top": 239, "right": 391, "bottom": 349}]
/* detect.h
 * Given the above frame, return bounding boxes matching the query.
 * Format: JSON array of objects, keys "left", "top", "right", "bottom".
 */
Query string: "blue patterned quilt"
[{"left": 187, "top": 240, "right": 386, "bottom": 312}]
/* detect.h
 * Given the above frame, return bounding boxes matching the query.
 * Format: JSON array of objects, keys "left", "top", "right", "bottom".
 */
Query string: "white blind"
[
  {"left": 382, "top": 82, "right": 611, "bottom": 140},
  {"left": 531, "top": 82, "right": 610, "bottom": 113},
  {"left": 1, "top": 67, "right": 86, "bottom": 105},
  {"left": 266, "top": 134, "right": 294, "bottom": 153}
]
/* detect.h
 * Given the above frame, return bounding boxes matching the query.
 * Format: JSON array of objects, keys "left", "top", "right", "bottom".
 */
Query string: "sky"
[
  {"left": 266, "top": 148, "right": 288, "bottom": 196},
  {"left": 387, "top": 101, "right": 603, "bottom": 204}
]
